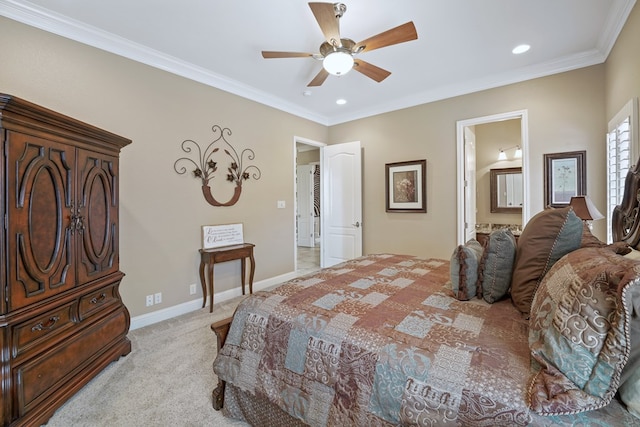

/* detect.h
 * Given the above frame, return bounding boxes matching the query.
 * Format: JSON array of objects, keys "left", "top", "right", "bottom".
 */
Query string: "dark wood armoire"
[{"left": 0, "top": 94, "right": 132, "bottom": 426}]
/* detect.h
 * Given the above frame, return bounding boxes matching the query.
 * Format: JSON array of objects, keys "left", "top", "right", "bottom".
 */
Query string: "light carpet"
[{"left": 44, "top": 296, "right": 249, "bottom": 427}]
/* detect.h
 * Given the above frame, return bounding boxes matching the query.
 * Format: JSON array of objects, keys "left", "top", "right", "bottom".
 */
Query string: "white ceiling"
[{"left": 0, "top": 0, "right": 636, "bottom": 125}]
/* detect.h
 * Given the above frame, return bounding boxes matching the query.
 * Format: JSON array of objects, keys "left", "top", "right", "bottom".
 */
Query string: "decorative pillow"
[
  {"left": 606, "top": 242, "right": 631, "bottom": 255},
  {"left": 510, "top": 206, "right": 582, "bottom": 315},
  {"left": 528, "top": 247, "right": 640, "bottom": 415},
  {"left": 580, "top": 223, "right": 632, "bottom": 254},
  {"left": 620, "top": 368, "right": 640, "bottom": 418},
  {"left": 620, "top": 277, "right": 640, "bottom": 418},
  {"left": 449, "top": 239, "right": 483, "bottom": 301},
  {"left": 580, "top": 222, "right": 607, "bottom": 248},
  {"left": 479, "top": 228, "right": 517, "bottom": 303}
]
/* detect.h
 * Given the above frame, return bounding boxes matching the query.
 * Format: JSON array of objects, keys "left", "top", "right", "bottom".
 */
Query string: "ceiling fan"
[{"left": 261, "top": 2, "right": 418, "bottom": 87}]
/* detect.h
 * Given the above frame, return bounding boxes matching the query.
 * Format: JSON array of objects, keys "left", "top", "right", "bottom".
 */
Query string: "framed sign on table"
[
  {"left": 202, "top": 223, "right": 244, "bottom": 249},
  {"left": 385, "top": 159, "right": 427, "bottom": 213},
  {"left": 544, "top": 150, "right": 586, "bottom": 208}
]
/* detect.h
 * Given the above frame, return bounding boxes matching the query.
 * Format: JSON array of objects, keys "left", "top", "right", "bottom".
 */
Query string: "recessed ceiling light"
[
  {"left": 336, "top": 99, "right": 347, "bottom": 105},
  {"left": 303, "top": 90, "right": 312, "bottom": 97},
  {"left": 512, "top": 44, "right": 530, "bottom": 54}
]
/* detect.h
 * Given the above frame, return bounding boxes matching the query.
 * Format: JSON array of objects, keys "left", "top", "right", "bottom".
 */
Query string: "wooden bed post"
[{"left": 211, "top": 317, "right": 233, "bottom": 410}]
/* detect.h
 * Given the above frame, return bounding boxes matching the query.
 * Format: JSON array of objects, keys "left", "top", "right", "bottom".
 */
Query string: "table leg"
[
  {"left": 199, "top": 259, "right": 207, "bottom": 308},
  {"left": 248, "top": 252, "right": 255, "bottom": 295},
  {"left": 208, "top": 263, "right": 215, "bottom": 313},
  {"left": 240, "top": 258, "right": 246, "bottom": 295}
]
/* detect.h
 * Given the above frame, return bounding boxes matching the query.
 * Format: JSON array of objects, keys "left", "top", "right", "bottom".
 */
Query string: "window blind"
[{"left": 607, "top": 98, "right": 638, "bottom": 243}]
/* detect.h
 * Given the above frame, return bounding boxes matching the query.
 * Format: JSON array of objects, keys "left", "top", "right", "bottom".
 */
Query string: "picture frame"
[
  {"left": 544, "top": 150, "right": 586, "bottom": 208},
  {"left": 202, "top": 223, "right": 244, "bottom": 249},
  {"left": 385, "top": 159, "right": 427, "bottom": 213}
]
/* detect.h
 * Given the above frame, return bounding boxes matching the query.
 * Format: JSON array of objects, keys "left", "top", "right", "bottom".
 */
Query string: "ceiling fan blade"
[
  {"left": 353, "top": 59, "right": 391, "bottom": 83},
  {"left": 309, "top": 2, "right": 341, "bottom": 45},
  {"left": 308, "top": 68, "right": 330, "bottom": 87},
  {"left": 354, "top": 21, "right": 417, "bottom": 53},
  {"left": 262, "top": 51, "right": 314, "bottom": 59}
]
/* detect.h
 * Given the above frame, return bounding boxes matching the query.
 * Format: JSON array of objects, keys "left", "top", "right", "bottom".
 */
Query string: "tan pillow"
[
  {"left": 510, "top": 207, "right": 582, "bottom": 315},
  {"left": 580, "top": 222, "right": 607, "bottom": 248},
  {"left": 581, "top": 223, "right": 631, "bottom": 255}
]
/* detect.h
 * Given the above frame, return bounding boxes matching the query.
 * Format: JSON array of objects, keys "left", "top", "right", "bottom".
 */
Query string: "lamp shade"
[
  {"left": 323, "top": 51, "right": 354, "bottom": 76},
  {"left": 569, "top": 195, "right": 604, "bottom": 221}
]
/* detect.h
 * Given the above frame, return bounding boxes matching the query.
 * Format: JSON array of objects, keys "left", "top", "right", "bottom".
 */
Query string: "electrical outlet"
[
  {"left": 154, "top": 292, "right": 162, "bottom": 304},
  {"left": 190, "top": 284, "right": 197, "bottom": 295},
  {"left": 145, "top": 295, "right": 153, "bottom": 307}
]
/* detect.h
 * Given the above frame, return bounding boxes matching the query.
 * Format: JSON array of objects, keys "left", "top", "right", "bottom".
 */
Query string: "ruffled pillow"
[{"left": 449, "top": 239, "right": 483, "bottom": 300}]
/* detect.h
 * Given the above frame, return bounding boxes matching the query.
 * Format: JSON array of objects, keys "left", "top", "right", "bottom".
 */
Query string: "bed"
[{"left": 211, "top": 162, "right": 640, "bottom": 426}]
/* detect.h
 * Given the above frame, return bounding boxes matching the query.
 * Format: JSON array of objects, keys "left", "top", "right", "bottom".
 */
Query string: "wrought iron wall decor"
[{"left": 173, "top": 125, "right": 261, "bottom": 206}]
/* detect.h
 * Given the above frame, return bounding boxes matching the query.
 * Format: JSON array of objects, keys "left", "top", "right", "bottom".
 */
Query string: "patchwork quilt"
[{"left": 213, "top": 254, "right": 637, "bottom": 426}]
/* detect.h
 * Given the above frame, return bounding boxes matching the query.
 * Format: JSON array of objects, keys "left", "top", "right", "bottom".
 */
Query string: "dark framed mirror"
[{"left": 490, "top": 167, "right": 522, "bottom": 213}]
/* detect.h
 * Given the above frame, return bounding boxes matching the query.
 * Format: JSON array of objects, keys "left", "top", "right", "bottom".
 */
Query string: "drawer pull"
[
  {"left": 90, "top": 293, "right": 107, "bottom": 305},
  {"left": 31, "top": 316, "right": 60, "bottom": 332}
]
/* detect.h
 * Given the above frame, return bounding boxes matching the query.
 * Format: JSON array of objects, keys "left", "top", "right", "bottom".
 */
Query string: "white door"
[
  {"left": 296, "top": 165, "right": 314, "bottom": 247},
  {"left": 464, "top": 127, "right": 477, "bottom": 242},
  {"left": 322, "top": 141, "right": 362, "bottom": 267}
]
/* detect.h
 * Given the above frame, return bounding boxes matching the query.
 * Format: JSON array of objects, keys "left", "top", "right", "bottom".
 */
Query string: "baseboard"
[{"left": 130, "top": 270, "right": 298, "bottom": 330}]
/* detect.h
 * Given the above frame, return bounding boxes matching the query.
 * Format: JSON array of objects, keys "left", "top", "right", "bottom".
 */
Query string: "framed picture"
[
  {"left": 544, "top": 150, "right": 586, "bottom": 208},
  {"left": 385, "top": 159, "right": 427, "bottom": 213},
  {"left": 202, "top": 223, "right": 244, "bottom": 249}
]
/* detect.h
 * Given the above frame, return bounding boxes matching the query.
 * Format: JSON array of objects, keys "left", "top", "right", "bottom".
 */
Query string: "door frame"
[
  {"left": 294, "top": 136, "right": 326, "bottom": 271},
  {"left": 455, "top": 110, "right": 530, "bottom": 245}
]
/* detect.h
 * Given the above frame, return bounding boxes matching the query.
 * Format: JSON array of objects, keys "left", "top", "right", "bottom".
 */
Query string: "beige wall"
[
  {"left": 605, "top": 3, "right": 640, "bottom": 121},
  {"left": 2, "top": 3, "right": 637, "bottom": 319},
  {"left": 0, "top": 17, "right": 328, "bottom": 317},
  {"left": 329, "top": 65, "right": 607, "bottom": 259}
]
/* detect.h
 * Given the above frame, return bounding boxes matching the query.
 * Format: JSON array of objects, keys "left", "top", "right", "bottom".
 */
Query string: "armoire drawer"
[
  {"left": 12, "top": 302, "right": 77, "bottom": 358},
  {"left": 78, "top": 284, "right": 119, "bottom": 321},
  {"left": 15, "top": 308, "right": 129, "bottom": 416}
]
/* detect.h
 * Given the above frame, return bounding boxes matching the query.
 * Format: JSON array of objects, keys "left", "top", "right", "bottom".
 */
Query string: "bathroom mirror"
[{"left": 490, "top": 167, "right": 522, "bottom": 213}]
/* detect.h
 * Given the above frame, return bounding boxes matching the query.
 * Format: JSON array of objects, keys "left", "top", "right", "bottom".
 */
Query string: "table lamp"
[{"left": 569, "top": 195, "right": 604, "bottom": 230}]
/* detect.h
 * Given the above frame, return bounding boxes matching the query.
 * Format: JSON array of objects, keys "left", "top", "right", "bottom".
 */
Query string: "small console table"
[{"left": 199, "top": 243, "right": 255, "bottom": 312}]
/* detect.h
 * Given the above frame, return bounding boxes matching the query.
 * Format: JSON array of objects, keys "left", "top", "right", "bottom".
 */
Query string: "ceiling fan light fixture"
[{"left": 323, "top": 50, "right": 354, "bottom": 76}]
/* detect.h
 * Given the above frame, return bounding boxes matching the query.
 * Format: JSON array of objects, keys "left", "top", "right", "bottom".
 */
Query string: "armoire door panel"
[
  {"left": 7, "top": 132, "right": 76, "bottom": 311},
  {"left": 77, "top": 150, "right": 119, "bottom": 283},
  {"left": 28, "top": 166, "right": 61, "bottom": 270}
]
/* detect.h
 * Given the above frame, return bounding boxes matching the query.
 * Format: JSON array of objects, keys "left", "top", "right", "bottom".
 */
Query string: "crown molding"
[{"left": 327, "top": 47, "right": 607, "bottom": 125}]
